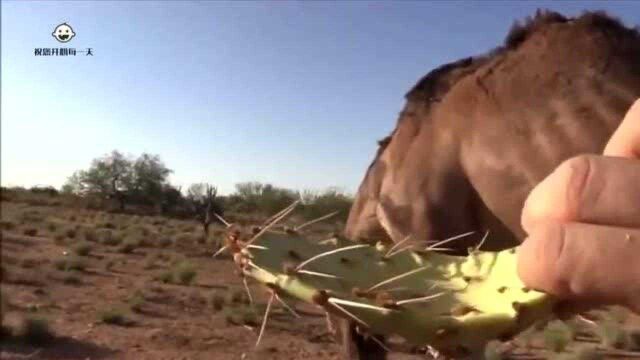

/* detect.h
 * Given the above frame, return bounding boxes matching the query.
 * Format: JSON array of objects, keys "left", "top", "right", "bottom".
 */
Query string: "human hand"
[{"left": 517, "top": 99, "right": 640, "bottom": 314}]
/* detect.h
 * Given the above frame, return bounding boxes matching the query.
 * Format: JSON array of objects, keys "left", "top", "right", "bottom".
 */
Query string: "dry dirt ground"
[{"left": 2, "top": 200, "right": 640, "bottom": 360}]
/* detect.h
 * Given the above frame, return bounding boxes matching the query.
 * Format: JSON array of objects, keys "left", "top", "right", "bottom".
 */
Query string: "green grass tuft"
[
  {"left": 543, "top": 320, "right": 574, "bottom": 353},
  {"left": 596, "top": 319, "right": 631, "bottom": 350},
  {"left": 23, "top": 228, "right": 38, "bottom": 237},
  {"left": 174, "top": 261, "right": 197, "bottom": 285},
  {"left": 99, "top": 308, "right": 129, "bottom": 326},
  {"left": 209, "top": 291, "right": 226, "bottom": 311},
  {"left": 73, "top": 242, "right": 93, "bottom": 256}
]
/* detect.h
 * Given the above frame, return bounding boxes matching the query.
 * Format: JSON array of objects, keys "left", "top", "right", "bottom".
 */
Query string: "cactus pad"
[{"left": 227, "top": 227, "right": 557, "bottom": 355}]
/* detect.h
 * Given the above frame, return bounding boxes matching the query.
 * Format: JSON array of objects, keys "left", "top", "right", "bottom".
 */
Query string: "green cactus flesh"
[{"left": 231, "top": 231, "right": 557, "bottom": 353}]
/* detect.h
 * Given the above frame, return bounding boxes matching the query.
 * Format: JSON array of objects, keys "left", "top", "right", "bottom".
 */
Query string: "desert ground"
[{"left": 2, "top": 189, "right": 640, "bottom": 360}]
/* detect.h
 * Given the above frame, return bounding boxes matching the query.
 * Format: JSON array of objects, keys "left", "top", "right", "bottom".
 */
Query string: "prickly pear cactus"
[{"left": 224, "top": 224, "right": 557, "bottom": 355}]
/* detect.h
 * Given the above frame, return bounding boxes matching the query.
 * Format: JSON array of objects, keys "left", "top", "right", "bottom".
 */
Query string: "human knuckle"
[
  {"left": 557, "top": 155, "right": 595, "bottom": 218},
  {"left": 545, "top": 223, "right": 574, "bottom": 296}
]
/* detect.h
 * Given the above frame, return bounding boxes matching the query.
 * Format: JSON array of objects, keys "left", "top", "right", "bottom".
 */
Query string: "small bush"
[
  {"left": 23, "top": 228, "right": 38, "bottom": 237},
  {"left": 158, "top": 237, "right": 173, "bottom": 248},
  {"left": 176, "top": 232, "right": 194, "bottom": 244},
  {"left": 158, "top": 271, "right": 173, "bottom": 284},
  {"left": 84, "top": 228, "right": 98, "bottom": 242},
  {"left": 46, "top": 222, "right": 57, "bottom": 232},
  {"left": 209, "top": 291, "right": 225, "bottom": 311},
  {"left": 54, "top": 257, "right": 86, "bottom": 272},
  {"left": 174, "top": 261, "right": 197, "bottom": 285},
  {"left": 223, "top": 306, "right": 259, "bottom": 326},
  {"left": 104, "top": 260, "right": 115, "bottom": 272},
  {"left": 227, "top": 288, "right": 250, "bottom": 305},
  {"left": 15, "top": 316, "right": 53, "bottom": 344},
  {"left": 99, "top": 309, "right": 129, "bottom": 326},
  {"left": 143, "top": 254, "right": 157, "bottom": 269},
  {"left": 97, "top": 229, "right": 115, "bottom": 244},
  {"left": 0, "top": 220, "right": 17, "bottom": 231},
  {"left": 53, "top": 233, "right": 66, "bottom": 245},
  {"left": 20, "top": 258, "right": 38, "bottom": 269},
  {"left": 597, "top": 320, "right": 631, "bottom": 349},
  {"left": 99, "top": 222, "right": 117, "bottom": 230},
  {"left": 65, "top": 228, "right": 77, "bottom": 239},
  {"left": 19, "top": 211, "right": 45, "bottom": 223},
  {"left": 73, "top": 242, "right": 93, "bottom": 256},
  {"left": 543, "top": 321, "right": 574, "bottom": 353},
  {"left": 129, "top": 292, "right": 145, "bottom": 313},
  {"left": 118, "top": 240, "right": 138, "bottom": 254},
  {"left": 62, "top": 273, "right": 82, "bottom": 285}
]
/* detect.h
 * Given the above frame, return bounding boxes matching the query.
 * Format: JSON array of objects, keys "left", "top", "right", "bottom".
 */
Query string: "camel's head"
[{"left": 344, "top": 56, "right": 487, "bottom": 249}]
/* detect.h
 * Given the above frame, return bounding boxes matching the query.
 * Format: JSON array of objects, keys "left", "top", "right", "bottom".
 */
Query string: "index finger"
[{"left": 603, "top": 98, "right": 640, "bottom": 159}]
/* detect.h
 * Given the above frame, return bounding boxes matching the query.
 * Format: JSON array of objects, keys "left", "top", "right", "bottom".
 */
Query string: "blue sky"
[{"left": 2, "top": 1, "right": 639, "bottom": 195}]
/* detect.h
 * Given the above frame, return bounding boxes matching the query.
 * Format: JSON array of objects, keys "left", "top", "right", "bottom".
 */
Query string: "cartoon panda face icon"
[{"left": 52, "top": 23, "right": 76, "bottom": 43}]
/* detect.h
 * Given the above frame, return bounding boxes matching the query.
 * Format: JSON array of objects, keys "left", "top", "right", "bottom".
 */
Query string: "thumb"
[{"left": 517, "top": 221, "right": 640, "bottom": 314}]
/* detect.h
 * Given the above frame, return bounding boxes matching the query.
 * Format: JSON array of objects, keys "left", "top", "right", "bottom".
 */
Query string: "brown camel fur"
[{"left": 338, "top": 8, "right": 640, "bottom": 360}]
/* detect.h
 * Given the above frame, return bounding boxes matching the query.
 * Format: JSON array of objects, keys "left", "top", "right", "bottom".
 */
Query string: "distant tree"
[
  {"left": 233, "top": 181, "right": 298, "bottom": 215},
  {"left": 160, "top": 184, "right": 184, "bottom": 215},
  {"left": 62, "top": 150, "right": 173, "bottom": 211},
  {"left": 128, "top": 153, "right": 173, "bottom": 207}
]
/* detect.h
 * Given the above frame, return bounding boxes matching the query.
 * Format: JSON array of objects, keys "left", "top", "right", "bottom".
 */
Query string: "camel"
[{"left": 337, "top": 8, "right": 640, "bottom": 360}]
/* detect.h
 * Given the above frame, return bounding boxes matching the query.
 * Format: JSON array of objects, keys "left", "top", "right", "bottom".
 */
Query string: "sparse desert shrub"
[
  {"left": 543, "top": 320, "right": 574, "bottom": 353},
  {"left": 99, "top": 221, "right": 117, "bottom": 230},
  {"left": 99, "top": 309, "right": 129, "bottom": 326},
  {"left": 104, "top": 260, "right": 115, "bottom": 271},
  {"left": 20, "top": 258, "right": 38, "bottom": 269},
  {"left": 118, "top": 239, "right": 138, "bottom": 254},
  {"left": 62, "top": 273, "right": 82, "bottom": 285},
  {"left": 143, "top": 254, "right": 157, "bottom": 269},
  {"left": 15, "top": 316, "right": 53, "bottom": 344},
  {"left": 0, "top": 220, "right": 17, "bottom": 231},
  {"left": 174, "top": 261, "right": 197, "bottom": 285},
  {"left": 23, "top": 228, "right": 38, "bottom": 236},
  {"left": 65, "top": 228, "right": 77, "bottom": 239},
  {"left": 84, "top": 227, "right": 98, "bottom": 242},
  {"left": 53, "top": 233, "right": 66, "bottom": 245},
  {"left": 195, "top": 235, "right": 207, "bottom": 244},
  {"left": 19, "top": 211, "right": 45, "bottom": 224},
  {"left": 54, "top": 257, "right": 86, "bottom": 272},
  {"left": 128, "top": 292, "right": 145, "bottom": 313},
  {"left": 46, "top": 221, "right": 57, "bottom": 232},
  {"left": 158, "top": 237, "right": 173, "bottom": 248},
  {"left": 151, "top": 218, "right": 166, "bottom": 226},
  {"left": 209, "top": 291, "right": 225, "bottom": 311},
  {"left": 596, "top": 319, "right": 631, "bottom": 349},
  {"left": 98, "top": 229, "right": 121, "bottom": 246},
  {"left": 158, "top": 271, "right": 173, "bottom": 284},
  {"left": 157, "top": 253, "right": 172, "bottom": 262},
  {"left": 223, "top": 306, "right": 258, "bottom": 326},
  {"left": 176, "top": 232, "right": 194, "bottom": 244},
  {"left": 137, "top": 236, "right": 153, "bottom": 248},
  {"left": 73, "top": 242, "right": 93, "bottom": 256},
  {"left": 227, "top": 288, "right": 250, "bottom": 305},
  {"left": 68, "top": 215, "right": 77, "bottom": 222}
]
